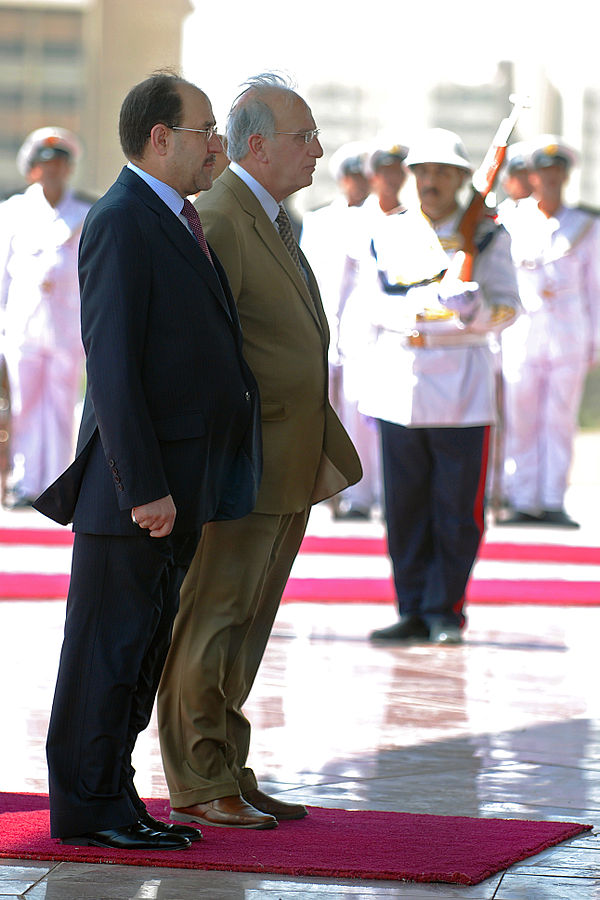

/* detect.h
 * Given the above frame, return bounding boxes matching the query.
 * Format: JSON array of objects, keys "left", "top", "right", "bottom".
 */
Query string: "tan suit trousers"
[{"left": 157, "top": 507, "right": 310, "bottom": 806}]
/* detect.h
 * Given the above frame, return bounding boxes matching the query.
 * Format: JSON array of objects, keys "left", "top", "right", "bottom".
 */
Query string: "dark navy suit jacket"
[{"left": 34, "top": 166, "right": 261, "bottom": 534}]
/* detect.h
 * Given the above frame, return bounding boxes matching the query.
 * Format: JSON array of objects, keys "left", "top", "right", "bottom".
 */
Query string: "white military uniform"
[
  {"left": 358, "top": 207, "right": 520, "bottom": 427},
  {"left": 0, "top": 182, "right": 90, "bottom": 499},
  {"left": 301, "top": 195, "right": 382, "bottom": 514},
  {"left": 356, "top": 204, "right": 520, "bottom": 633},
  {"left": 500, "top": 198, "right": 600, "bottom": 512}
]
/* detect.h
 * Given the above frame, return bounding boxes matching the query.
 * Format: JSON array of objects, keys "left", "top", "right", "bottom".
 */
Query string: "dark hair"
[{"left": 119, "top": 71, "right": 190, "bottom": 160}]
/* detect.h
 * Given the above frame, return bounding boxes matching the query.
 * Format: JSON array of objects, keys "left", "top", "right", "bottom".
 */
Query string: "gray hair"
[{"left": 226, "top": 72, "right": 297, "bottom": 162}]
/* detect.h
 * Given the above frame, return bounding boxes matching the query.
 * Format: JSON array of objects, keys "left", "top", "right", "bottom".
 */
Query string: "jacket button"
[
  {"left": 117, "top": 483, "right": 125, "bottom": 491},
  {"left": 108, "top": 459, "right": 115, "bottom": 467},
  {"left": 245, "top": 391, "right": 250, "bottom": 401}
]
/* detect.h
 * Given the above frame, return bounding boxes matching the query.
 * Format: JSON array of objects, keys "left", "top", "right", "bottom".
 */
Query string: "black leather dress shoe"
[
  {"left": 61, "top": 820, "right": 191, "bottom": 850},
  {"left": 496, "top": 510, "right": 543, "bottom": 525},
  {"left": 369, "top": 616, "right": 429, "bottom": 642},
  {"left": 138, "top": 809, "right": 202, "bottom": 841},
  {"left": 539, "top": 509, "right": 580, "bottom": 528}
]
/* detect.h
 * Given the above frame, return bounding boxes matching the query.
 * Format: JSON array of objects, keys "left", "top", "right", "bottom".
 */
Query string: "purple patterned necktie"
[{"left": 181, "top": 199, "right": 213, "bottom": 264}]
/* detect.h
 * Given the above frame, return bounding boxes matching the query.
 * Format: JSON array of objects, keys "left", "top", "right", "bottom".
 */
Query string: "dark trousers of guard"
[
  {"left": 379, "top": 421, "right": 490, "bottom": 629},
  {"left": 46, "top": 529, "right": 199, "bottom": 838}
]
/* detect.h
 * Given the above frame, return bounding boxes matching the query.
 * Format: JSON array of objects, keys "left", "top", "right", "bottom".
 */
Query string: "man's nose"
[
  {"left": 311, "top": 137, "right": 324, "bottom": 159},
  {"left": 208, "top": 132, "right": 224, "bottom": 153}
]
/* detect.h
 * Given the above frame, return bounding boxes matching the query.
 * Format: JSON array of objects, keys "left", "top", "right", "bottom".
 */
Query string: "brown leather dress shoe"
[
  {"left": 243, "top": 788, "right": 308, "bottom": 820},
  {"left": 170, "top": 795, "right": 277, "bottom": 829}
]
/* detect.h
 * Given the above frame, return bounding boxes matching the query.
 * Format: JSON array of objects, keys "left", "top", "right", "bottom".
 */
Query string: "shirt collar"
[
  {"left": 127, "top": 161, "right": 187, "bottom": 219},
  {"left": 229, "top": 161, "right": 280, "bottom": 224}
]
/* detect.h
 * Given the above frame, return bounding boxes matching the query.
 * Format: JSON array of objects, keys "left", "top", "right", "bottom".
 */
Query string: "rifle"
[{"left": 457, "top": 94, "right": 530, "bottom": 281}]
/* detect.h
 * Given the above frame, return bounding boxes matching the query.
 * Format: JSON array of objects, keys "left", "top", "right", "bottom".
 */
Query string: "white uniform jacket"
[
  {"left": 356, "top": 207, "right": 520, "bottom": 427},
  {"left": 500, "top": 199, "right": 600, "bottom": 366},
  {"left": 300, "top": 197, "right": 367, "bottom": 366},
  {"left": 0, "top": 183, "right": 90, "bottom": 357}
]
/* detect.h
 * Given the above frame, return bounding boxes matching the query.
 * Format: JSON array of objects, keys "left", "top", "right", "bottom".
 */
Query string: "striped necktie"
[
  {"left": 276, "top": 205, "right": 304, "bottom": 275},
  {"left": 182, "top": 199, "right": 213, "bottom": 264}
]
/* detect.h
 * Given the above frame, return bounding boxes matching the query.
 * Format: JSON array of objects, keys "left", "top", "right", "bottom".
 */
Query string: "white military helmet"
[
  {"left": 17, "top": 126, "right": 82, "bottom": 176},
  {"left": 328, "top": 141, "right": 370, "bottom": 181},
  {"left": 503, "top": 141, "right": 532, "bottom": 175},
  {"left": 405, "top": 128, "right": 472, "bottom": 172},
  {"left": 364, "top": 139, "right": 409, "bottom": 177},
  {"left": 529, "top": 134, "right": 578, "bottom": 172}
]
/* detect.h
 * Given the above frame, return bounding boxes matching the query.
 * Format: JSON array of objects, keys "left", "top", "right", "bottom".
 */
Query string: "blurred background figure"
[
  {"left": 301, "top": 141, "right": 379, "bottom": 519},
  {"left": 300, "top": 140, "right": 371, "bottom": 333},
  {"left": 487, "top": 141, "right": 533, "bottom": 518},
  {"left": 497, "top": 141, "right": 533, "bottom": 216},
  {"left": 325, "top": 139, "right": 411, "bottom": 519},
  {"left": 0, "top": 127, "right": 91, "bottom": 508},
  {"left": 500, "top": 136, "right": 600, "bottom": 528},
  {"left": 362, "top": 140, "right": 410, "bottom": 217}
]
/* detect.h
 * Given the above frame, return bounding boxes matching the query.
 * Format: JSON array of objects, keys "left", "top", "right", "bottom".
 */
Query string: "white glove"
[{"left": 437, "top": 251, "right": 482, "bottom": 324}]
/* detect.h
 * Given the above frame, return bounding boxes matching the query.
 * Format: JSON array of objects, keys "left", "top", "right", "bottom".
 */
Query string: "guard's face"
[
  {"left": 504, "top": 169, "right": 532, "bottom": 202},
  {"left": 28, "top": 156, "right": 72, "bottom": 191},
  {"left": 530, "top": 163, "right": 568, "bottom": 200},
  {"left": 411, "top": 163, "right": 468, "bottom": 222},
  {"left": 371, "top": 159, "right": 407, "bottom": 197}
]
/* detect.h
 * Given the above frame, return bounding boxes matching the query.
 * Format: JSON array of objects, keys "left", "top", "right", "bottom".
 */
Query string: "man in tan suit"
[{"left": 157, "top": 74, "right": 362, "bottom": 830}]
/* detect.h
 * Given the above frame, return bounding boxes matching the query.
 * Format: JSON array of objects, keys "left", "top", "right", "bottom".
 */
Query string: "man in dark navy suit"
[{"left": 34, "top": 72, "right": 261, "bottom": 851}]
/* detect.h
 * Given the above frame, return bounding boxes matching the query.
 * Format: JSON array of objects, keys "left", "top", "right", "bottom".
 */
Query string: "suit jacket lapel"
[
  {"left": 223, "top": 169, "right": 324, "bottom": 333},
  {"left": 117, "top": 168, "right": 233, "bottom": 322}
]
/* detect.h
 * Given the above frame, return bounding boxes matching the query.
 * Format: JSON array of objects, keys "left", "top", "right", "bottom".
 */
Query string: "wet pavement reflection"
[
  {"left": 2, "top": 445, "right": 600, "bottom": 898},
  {"left": 1, "top": 597, "right": 600, "bottom": 897}
]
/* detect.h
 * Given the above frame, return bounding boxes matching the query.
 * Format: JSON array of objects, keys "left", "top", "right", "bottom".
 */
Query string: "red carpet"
[
  {"left": 1, "top": 526, "right": 599, "bottom": 606},
  {"left": 283, "top": 577, "right": 600, "bottom": 605},
  {"left": 0, "top": 793, "right": 591, "bottom": 885},
  {"left": 301, "top": 535, "right": 600, "bottom": 564},
  {"left": 2, "top": 525, "right": 600, "bottom": 563}
]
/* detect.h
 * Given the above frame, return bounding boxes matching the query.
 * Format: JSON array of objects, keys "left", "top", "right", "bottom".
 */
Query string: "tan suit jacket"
[{"left": 195, "top": 167, "right": 361, "bottom": 514}]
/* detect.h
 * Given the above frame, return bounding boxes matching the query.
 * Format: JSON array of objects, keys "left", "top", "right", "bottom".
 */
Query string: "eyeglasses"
[
  {"left": 274, "top": 128, "right": 321, "bottom": 144},
  {"left": 169, "top": 124, "right": 220, "bottom": 140}
]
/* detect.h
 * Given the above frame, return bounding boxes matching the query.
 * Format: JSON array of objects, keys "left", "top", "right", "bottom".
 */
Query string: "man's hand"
[
  {"left": 438, "top": 251, "right": 481, "bottom": 322},
  {"left": 131, "top": 494, "right": 176, "bottom": 538}
]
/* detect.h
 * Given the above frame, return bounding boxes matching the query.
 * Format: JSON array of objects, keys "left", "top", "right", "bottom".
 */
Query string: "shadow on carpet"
[{"left": 0, "top": 793, "right": 591, "bottom": 886}]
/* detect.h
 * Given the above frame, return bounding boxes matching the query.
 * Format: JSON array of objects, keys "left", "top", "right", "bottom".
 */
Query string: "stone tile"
[
  {"left": 3, "top": 486, "right": 600, "bottom": 898},
  {"left": 21, "top": 866, "right": 505, "bottom": 899},
  {"left": 495, "top": 873, "right": 600, "bottom": 898}
]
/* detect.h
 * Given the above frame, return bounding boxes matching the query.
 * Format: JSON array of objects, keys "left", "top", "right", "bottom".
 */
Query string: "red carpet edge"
[{"left": 0, "top": 793, "right": 592, "bottom": 886}]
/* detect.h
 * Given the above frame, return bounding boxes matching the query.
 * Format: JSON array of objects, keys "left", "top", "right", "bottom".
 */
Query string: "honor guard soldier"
[
  {"left": 310, "top": 139, "right": 409, "bottom": 519},
  {"left": 499, "top": 136, "right": 600, "bottom": 527},
  {"left": 0, "top": 127, "right": 91, "bottom": 507},
  {"left": 354, "top": 128, "right": 520, "bottom": 643},
  {"left": 497, "top": 141, "right": 533, "bottom": 216},
  {"left": 301, "top": 141, "right": 381, "bottom": 519}
]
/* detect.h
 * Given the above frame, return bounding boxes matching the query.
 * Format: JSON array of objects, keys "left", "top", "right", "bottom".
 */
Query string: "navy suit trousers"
[
  {"left": 46, "top": 528, "right": 199, "bottom": 838},
  {"left": 379, "top": 421, "right": 490, "bottom": 628}
]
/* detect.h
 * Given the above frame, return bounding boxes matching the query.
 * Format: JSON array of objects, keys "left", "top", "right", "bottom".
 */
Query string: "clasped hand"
[
  {"left": 131, "top": 494, "right": 176, "bottom": 537},
  {"left": 437, "top": 251, "right": 481, "bottom": 323}
]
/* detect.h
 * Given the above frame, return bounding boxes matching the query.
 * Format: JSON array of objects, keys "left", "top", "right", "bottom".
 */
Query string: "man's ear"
[
  {"left": 247, "top": 133, "right": 268, "bottom": 163},
  {"left": 148, "top": 123, "right": 171, "bottom": 157}
]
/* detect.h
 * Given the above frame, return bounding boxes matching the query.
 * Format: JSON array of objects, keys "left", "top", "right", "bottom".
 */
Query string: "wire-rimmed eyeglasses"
[
  {"left": 274, "top": 129, "right": 321, "bottom": 144},
  {"left": 169, "top": 124, "right": 220, "bottom": 140}
]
